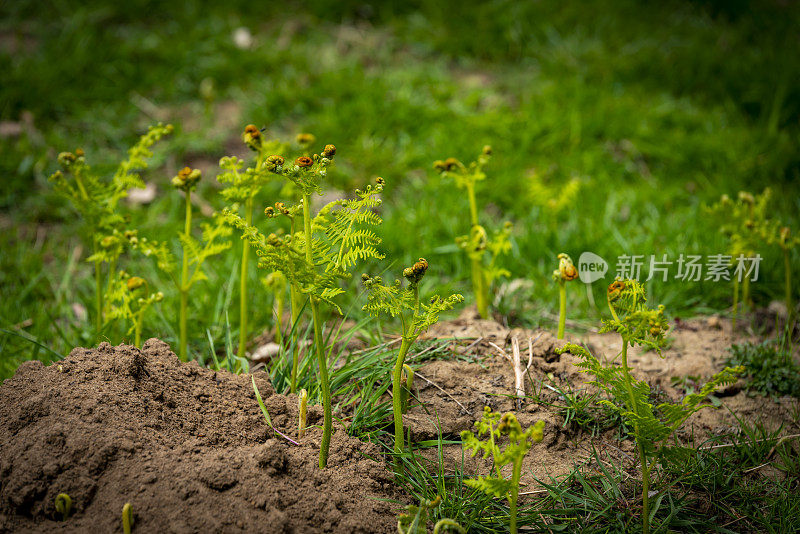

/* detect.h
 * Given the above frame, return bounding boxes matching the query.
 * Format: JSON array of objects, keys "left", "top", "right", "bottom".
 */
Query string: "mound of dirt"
[{"left": 0, "top": 340, "right": 400, "bottom": 533}]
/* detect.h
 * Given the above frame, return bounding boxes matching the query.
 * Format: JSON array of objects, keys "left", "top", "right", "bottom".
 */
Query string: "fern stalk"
[
  {"left": 238, "top": 197, "right": 253, "bottom": 359},
  {"left": 179, "top": 190, "right": 192, "bottom": 361},
  {"left": 303, "top": 193, "right": 332, "bottom": 468},
  {"left": 620, "top": 340, "right": 652, "bottom": 534},
  {"left": 289, "top": 217, "right": 303, "bottom": 393},
  {"left": 557, "top": 280, "right": 567, "bottom": 339},
  {"left": 785, "top": 247, "right": 794, "bottom": 334},
  {"left": 466, "top": 182, "right": 488, "bottom": 319}
]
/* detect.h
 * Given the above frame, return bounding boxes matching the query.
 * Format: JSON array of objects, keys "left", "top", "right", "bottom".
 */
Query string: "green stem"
[
  {"left": 134, "top": 311, "right": 143, "bottom": 348},
  {"left": 302, "top": 193, "right": 332, "bottom": 468},
  {"left": 466, "top": 182, "right": 488, "bottom": 319},
  {"left": 620, "top": 341, "right": 650, "bottom": 534},
  {"left": 784, "top": 248, "right": 794, "bottom": 334},
  {"left": 742, "top": 272, "right": 750, "bottom": 313},
  {"left": 557, "top": 281, "right": 567, "bottom": 339},
  {"left": 732, "top": 278, "right": 739, "bottom": 331},
  {"left": 179, "top": 190, "right": 192, "bottom": 362},
  {"left": 289, "top": 217, "right": 303, "bottom": 393},
  {"left": 94, "top": 257, "right": 103, "bottom": 334},
  {"left": 393, "top": 337, "right": 414, "bottom": 453},
  {"left": 509, "top": 458, "right": 522, "bottom": 534},
  {"left": 639, "top": 445, "right": 651, "bottom": 534},
  {"left": 238, "top": 197, "right": 253, "bottom": 359},
  {"left": 466, "top": 182, "right": 479, "bottom": 227},
  {"left": 274, "top": 292, "right": 284, "bottom": 344}
]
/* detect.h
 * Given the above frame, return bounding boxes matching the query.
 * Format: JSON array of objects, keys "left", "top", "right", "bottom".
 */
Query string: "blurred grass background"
[{"left": 1, "top": 0, "right": 799, "bottom": 378}]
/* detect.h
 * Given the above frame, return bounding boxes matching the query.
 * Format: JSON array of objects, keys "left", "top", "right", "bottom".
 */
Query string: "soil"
[
  {"left": 1, "top": 311, "right": 797, "bottom": 532},
  {"left": 0, "top": 340, "right": 400, "bottom": 533},
  {"left": 414, "top": 307, "right": 799, "bottom": 487}
]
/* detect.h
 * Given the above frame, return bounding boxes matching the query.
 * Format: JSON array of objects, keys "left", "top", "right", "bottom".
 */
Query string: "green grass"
[{"left": 3, "top": 1, "right": 800, "bottom": 376}]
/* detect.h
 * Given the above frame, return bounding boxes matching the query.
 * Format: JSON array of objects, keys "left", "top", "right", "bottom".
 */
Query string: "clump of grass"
[
  {"left": 558, "top": 278, "right": 743, "bottom": 534},
  {"left": 433, "top": 148, "right": 511, "bottom": 319},
  {"left": 726, "top": 339, "right": 800, "bottom": 398},
  {"left": 362, "top": 260, "right": 463, "bottom": 453},
  {"left": 461, "top": 407, "right": 545, "bottom": 534}
]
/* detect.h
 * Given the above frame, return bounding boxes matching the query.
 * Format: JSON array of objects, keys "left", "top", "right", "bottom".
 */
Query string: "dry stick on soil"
[{"left": 487, "top": 335, "right": 537, "bottom": 410}]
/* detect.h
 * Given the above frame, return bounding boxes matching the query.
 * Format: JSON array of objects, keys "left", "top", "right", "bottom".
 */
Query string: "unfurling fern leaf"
[
  {"left": 362, "top": 260, "right": 463, "bottom": 454},
  {"left": 557, "top": 279, "right": 743, "bottom": 534}
]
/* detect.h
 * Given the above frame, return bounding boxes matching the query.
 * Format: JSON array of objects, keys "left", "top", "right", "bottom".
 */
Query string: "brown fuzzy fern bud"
[
  {"left": 74, "top": 148, "right": 85, "bottom": 158},
  {"left": 172, "top": 166, "right": 201, "bottom": 192},
  {"left": 243, "top": 124, "right": 262, "bottom": 151},
  {"left": 444, "top": 157, "right": 460, "bottom": 171},
  {"left": 376, "top": 177, "right": 385, "bottom": 186},
  {"left": 295, "top": 156, "right": 313, "bottom": 168},
  {"left": 321, "top": 144, "right": 336, "bottom": 158},
  {"left": 264, "top": 206, "right": 275, "bottom": 218},
  {"left": 482, "top": 145, "right": 492, "bottom": 156},
  {"left": 433, "top": 160, "right": 447, "bottom": 172},
  {"left": 607, "top": 280, "right": 626, "bottom": 302},
  {"left": 403, "top": 257, "right": 429, "bottom": 284},
  {"left": 275, "top": 201, "right": 290, "bottom": 215}
]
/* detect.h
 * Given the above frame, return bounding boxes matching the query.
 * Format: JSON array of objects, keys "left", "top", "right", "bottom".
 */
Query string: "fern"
[
  {"left": 433, "top": 147, "right": 511, "bottom": 318},
  {"left": 106, "top": 272, "right": 164, "bottom": 347},
  {"left": 221, "top": 139, "right": 383, "bottom": 468},
  {"left": 461, "top": 408, "right": 545, "bottom": 534},
  {"left": 49, "top": 123, "right": 173, "bottom": 333},
  {"left": 557, "top": 279, "right": 743, "bottom": 534},
  {"left": 362, "top": 261, "right": 463, "bottom": 453}
]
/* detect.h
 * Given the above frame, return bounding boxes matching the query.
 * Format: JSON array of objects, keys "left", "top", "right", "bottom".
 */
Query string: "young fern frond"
[
  {"left": 558, "top": 279, "right": 743, "bottom": 534},
  {"left": 433, "top": 146, "right": 510, "bottom": 319},
  {"left": 461, "top": 408, "right": 544, "bottom": 534},
  {"left": 362, "top": 260, "right": 463, "bottom": 453},
  {"left": 222, "top": 141, "right": 383, "bottom": 468},
  {"left": 49, "top": 124, "right": 173, "bottom": 334}
]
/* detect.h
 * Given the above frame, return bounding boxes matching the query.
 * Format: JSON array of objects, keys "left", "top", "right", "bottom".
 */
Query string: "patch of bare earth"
[
  {"left": 409, "top": 308, "right": 799, "bottom": 491},
  {"left": 0, "top": 340, "right": 400, "bottom": 533}
]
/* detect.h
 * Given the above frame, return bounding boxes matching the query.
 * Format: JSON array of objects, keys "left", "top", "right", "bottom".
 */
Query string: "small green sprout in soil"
[
  {"left": 222, "top": 144, "right": 384, "bottom": 468},
  {"left": 122, "top": 502, "right": 133, "bottom": 534},
  {"left": 558, "top": 278, "right": 743, "bottom": 534},
  {"left": 552, "top": 252, "right": 578, "bottom": 339},
  {"left": 726, "top": 339, "right": 800, "bottom": 398},
  {"left": 298, "top": 388, "right": 308, "bottom": 437},
  {"left": 362, "top": 260, "right": 463, "bottom": 454},
  {"left": 433, "top": 147, "right": 511, "bottom": 319},
  {"left": 461, "top": 408, "right": 545, "bottom": 534},
  {"left": 55, "top": 493, "right": 72, "bottom": 521},
  {"left": 49, "top": 124, "right": 173, "bottom": 334},
  {"left": 397, "top": 496, "right": 466, "bottom": 534}
]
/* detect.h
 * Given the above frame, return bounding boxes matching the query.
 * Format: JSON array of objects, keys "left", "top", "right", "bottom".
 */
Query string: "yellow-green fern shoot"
[
  {"left": 433, "top": 147, "right": 511, "bottom": 319},
  {"left": 461, "top": 408, "right": 545, "bottom": 534},
  {"left": 55, "top": 493, "right": 72, "bottom": 521},
  {"left": 559, "top": 279, "right": 743, "bottom": 534},
  {"left": 363, "top": 260, "right": 463, "bottom": 453},
  {"left": 552, "top": 253, "right": 578, "bottom": 339}
]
